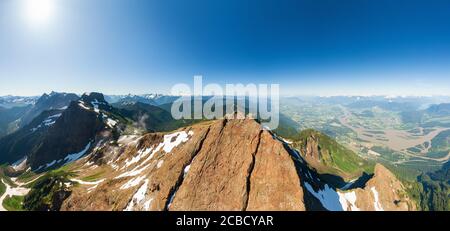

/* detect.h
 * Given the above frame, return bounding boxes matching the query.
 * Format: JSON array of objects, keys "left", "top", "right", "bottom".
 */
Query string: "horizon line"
[{"left": 2, "top": 91, "right": 450, "bottom": 98}]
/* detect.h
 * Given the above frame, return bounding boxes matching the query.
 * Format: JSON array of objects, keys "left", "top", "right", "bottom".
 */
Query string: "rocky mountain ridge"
[{"left": 20, "top": 117, "right": 415, "bottom": 211}]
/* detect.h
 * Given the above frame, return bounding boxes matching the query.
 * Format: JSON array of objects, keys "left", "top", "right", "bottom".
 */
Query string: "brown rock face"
[
  {"left": 246, "top": 131, "right": 305, "bottom": 211},
  {"left": 340, "top": 164, "right": 416, "bottom": 211},
  {"left": 304, "top": 135, "right": 321, "bottom": 162},
  {"left": 62, "top": 118, "right": 306, "bottom": 211},
  {"left": 169, "top": 119, "right": 305, "bottom": 211},
  {"left": 359, "top": 164, "right": 415, "bottom": 211},
  {"left": 169, "top": 119, "right": 260, "bottom": 210}
]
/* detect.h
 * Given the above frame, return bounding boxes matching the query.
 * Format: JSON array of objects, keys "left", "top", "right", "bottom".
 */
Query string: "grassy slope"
[
  {"left": 81, "top": 171, "right": 104, "bottom": 182},
  {"left": 293, "top": 129, "right": 373, "bottom": 177},
  {"left": 16, "top": 171, "right": 37, "bottom": 184},
  {"left": 2, "top": 195, "right": 25, "bottom": 211},
  {"left": 427, "top": 129, "right": 450, "bottom": 158},
  {"left": 0, "top": 179, "right": 5, "bottom": 197},
  {"left": 23, "top": 169, "right": 73, "bottom": 211}
]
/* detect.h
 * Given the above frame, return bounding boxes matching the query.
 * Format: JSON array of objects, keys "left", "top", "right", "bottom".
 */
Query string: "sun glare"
[{"left": 24, "top": 0, "right": 55, "bottom": 27}]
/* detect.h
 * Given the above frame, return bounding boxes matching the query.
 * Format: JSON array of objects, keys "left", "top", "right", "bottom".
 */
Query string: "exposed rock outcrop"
[
  {"left": 61, "top": 118, "right": 306, "bottom": 211},
  {"left": 350, "top": 164, "right": 416, "bottom": 211}
]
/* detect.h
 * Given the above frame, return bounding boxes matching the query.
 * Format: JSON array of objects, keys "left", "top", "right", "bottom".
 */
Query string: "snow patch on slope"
[
  {"left": 36, "top": 142, "right": 91, "bottom": 170},
  {"left": 338, "top": 191, "right": 360, "bottom": 211},
  {"left": 371, "top": 187, "right": 384, "bottom": 211},
  {"left": 124, "top": 147, "right": 152, "bottom": 167},
  {"left": 124, "top": 180, "right": 149, "bottom": 211},
  {"left": 78, "top": 101, "right": 90, "bottom": 110},
  {"left": 71, "top": 178, "right": 105, "bottom": 193},
  {"left": 116, "top": 164, "right": 150, "bottom": 178},
  {"left": 30, "top": 113, "right": 62, "bottom": 132},
  {"left": 162, "top": 131, "right": 194, "bottom": 153},
  {"left": 121, "top": 130, "right": 194, "bottom": 171},
  {"left": 156, "top": 160, "right": 164, "bottom": 169},
  {"left": 183, "top": 164, "right": 191, "bottom": 178},
  {"left": 64, "top": 142, "right": 91, "bottom": 164},
  {"left": 120, "top": 175, "right": 146, "bottom": 190}
]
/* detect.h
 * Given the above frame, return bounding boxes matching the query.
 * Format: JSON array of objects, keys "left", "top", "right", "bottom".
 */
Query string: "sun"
[{"left": 24, "top": 0, "right": 55, "bottom": 27}]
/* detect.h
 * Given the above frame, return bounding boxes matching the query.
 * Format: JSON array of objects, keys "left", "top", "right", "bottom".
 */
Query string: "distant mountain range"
[
  {"left": 105, "top": 94, "right": 180, "bottom": 106},
  {"left": 0, "top": 95, "right": 38, "bottom": 108}
]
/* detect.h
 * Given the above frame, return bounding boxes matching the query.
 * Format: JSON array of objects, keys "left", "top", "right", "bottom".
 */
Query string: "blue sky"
[{"left": 1, "top": 0, "right": 450, "bottom": 96}]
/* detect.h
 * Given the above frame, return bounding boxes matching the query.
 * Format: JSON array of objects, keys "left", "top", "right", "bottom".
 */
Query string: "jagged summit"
[
  {"left": 19, "top": 92, "right": 79, "bottom": 127},
  {"left": 81, "top": 92, "right": 108, "bottom": 104}
]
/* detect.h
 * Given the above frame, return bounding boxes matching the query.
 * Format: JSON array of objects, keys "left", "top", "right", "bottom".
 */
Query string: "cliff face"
[
  {"left": 62, "top": 118, "right": 305, "bottom": 211},
  {"left": 169, "top": 119, "right": 305, "bottom": 211}
]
